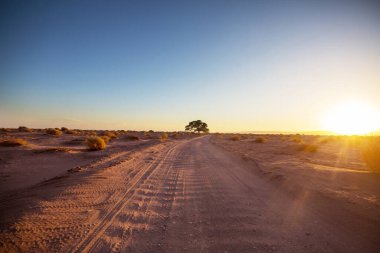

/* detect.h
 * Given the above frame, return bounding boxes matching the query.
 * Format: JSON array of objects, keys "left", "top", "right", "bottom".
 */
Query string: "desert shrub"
[
  {"left": 46, "top": 128, "right": 62, "bottom": 136},
  {"left": 254, "top": 137, "right": 265, "bottom": 143},
  {"left": 65, "top": 129, "right": 78, "bottom": 134},
  {"left": 230, "top": 135, "right": 240, "bottom": 141},
  {"left": 125, "top": 135, "right": 139, "bottom": 141},
  {"left": 148, "top": 130, "right": 154, "bottom": 133},
  {"left": 102, "top": 131, "right": 117, "bottom": 139},
  {"left": 291, "top": 135, "right": 302, "bottom": 143},
  {"left": 362, "top": 139, "right": 380, "bottom": 171},
  {"left": 297, "top": 143, "right": 318, "bottom": 152},
  {"left": 86, "top": 136, "right": 106, "bottom": 150},
  {"left": 160, "top": 133, "right": 168, "bottom": 141},
  {"left": 0, "top": 139, "right": 28, "bottom": 147},
  {"left": 18, "top": 126, "right": 32, "bottom": 132},
  {"left": 318, "top": 137, "right": 332, "bottom": 144},
  {"left": 100, "top": 135, "right": 111, "bottom": 143},
  {"left": 0, "top": 128, "right": 9, "bottom": 132},
  {"left": 171, "top": 133, "right": 181, "bottom": 139},
  {"left": 61, "top": 127, "right": 68, "bottom": 131}
]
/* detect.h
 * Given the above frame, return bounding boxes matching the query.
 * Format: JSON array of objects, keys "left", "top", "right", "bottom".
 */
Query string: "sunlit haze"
[
  {"left": 322, "top": 101, "right": 380, "bottom": 135},
  {"left": 1, "top": 0, "right": 380, "bottom": 133}
]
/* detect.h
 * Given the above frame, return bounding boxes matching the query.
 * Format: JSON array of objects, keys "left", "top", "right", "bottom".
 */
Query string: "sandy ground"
[
  {"left": 0, "top": 133, "right": 379, "bottom": 252},
  {"left": 0, "top": 131, "right": 172, "bottom": 194}
]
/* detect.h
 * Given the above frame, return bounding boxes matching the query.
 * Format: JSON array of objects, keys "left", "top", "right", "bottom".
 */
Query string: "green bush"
[{"left": 86, "top": 136, "right": 106, "bottom": 150}]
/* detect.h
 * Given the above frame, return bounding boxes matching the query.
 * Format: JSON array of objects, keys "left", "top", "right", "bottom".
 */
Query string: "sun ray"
[{"left": 322, "top": 102, "right": 380, "bottom": 135}]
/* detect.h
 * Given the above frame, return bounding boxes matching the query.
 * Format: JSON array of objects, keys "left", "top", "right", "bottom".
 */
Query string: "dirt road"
[{"left": 0, "top": 136, "right": 379, "bottom": 252}]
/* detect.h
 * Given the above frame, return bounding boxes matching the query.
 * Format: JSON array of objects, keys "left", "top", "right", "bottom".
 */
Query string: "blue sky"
[{"left": 1, "top": 0, "right": 380, "bottom": 132}]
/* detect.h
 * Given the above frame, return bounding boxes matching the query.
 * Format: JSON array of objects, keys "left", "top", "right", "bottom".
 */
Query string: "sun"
[{"left": 322, "top": 101, "right": 380, "bottom": 135}]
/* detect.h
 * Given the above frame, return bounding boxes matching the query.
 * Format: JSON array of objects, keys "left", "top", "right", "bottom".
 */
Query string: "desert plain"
[{"left": 0, "top": 128, "right": 379, "bottom": 253}]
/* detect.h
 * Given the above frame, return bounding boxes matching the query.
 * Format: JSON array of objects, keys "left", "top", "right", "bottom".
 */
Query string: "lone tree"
[{"left": 185, "top": 120, "right": 209, "bottom": 133}]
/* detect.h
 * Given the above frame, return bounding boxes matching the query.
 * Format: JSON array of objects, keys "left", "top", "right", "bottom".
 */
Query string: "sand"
[{"left": 0, "top": 131, "right": 379, "bottom": 252}]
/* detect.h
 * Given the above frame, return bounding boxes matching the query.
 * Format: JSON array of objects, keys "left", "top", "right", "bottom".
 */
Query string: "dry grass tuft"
[
  {"left": 230, "top": 135, "right": 241, "bottom": 141},
  {"left": 46, "top": 128, "right": 63, "bottom": 136},
  {"left": 171, "top": 133, "right": 181, "bottom": 139},
  {"left": 86, "top": 136, "right": 106, "bottom": 150},
  {"left": 160, "top": 133, "right": 168, "bottom": 141},
  {"left": 254, "top": 137, "right": 265, "bottom": 143},
  {"left": 65, "top": 129, "right": 78, "bottom": 134},
  {"left": 291, "top": 135, "right": 302, "bottom": 143},
  {"left": 102, "top": 131, "right": 117, "bottom": 139},
  {"left": 0, "top": 139, "right": 28, "bottom": 147},
  {"left": 362, "top": 138, "right": 380, "bottom": 171},
  {"left": 100, "top": 136, "right": 111, "bottom": 143},
  {"left": 18, "top": 126, "right": 32, "bottom": 132},
  {"left": 125, "top": 135, "right": 140, "bottom": 141},
  {"left": 297, "top": 143, "right": 318, "bottom": 152}
]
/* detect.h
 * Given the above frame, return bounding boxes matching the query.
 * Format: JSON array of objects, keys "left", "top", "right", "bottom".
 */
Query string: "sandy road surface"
[{"left": 0, "top": 136, "right": 379, "bottom": 252}]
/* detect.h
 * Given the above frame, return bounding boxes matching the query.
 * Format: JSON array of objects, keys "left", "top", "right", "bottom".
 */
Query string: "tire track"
[
  {"left": 109, "top": 148, "right": 184, "bottom": 253},
  {"left": 70, "top": 142, "right": 182, "bottom": 253}
]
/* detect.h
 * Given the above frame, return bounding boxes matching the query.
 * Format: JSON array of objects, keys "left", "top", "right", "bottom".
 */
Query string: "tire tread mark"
[{"left": 70, "top": 143, "right": 180, "bottom": 253}]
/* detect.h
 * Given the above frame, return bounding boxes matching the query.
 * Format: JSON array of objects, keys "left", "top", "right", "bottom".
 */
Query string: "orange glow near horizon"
[{"left": 322, "top": 101, "right": 380, "bottom": 135}]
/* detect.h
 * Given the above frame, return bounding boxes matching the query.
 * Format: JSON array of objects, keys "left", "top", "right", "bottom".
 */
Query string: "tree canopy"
[{"left": 185, "top": 120, "right": 209, "bottom": 133}]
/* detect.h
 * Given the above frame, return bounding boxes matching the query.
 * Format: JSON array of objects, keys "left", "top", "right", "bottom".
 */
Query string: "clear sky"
[{"left": 1, "top": 0, "right": 380, "bottom": 132}]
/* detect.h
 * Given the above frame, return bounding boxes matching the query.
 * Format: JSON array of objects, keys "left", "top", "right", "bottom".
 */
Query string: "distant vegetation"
[
  {"left": 171, "top": 132, "right": 180, "bottom": 139},
  {"left": 297, "top": 143, "right": 318, "bottom": 152},
  {"left": 291, "top": 135, "right": 302, "bottom": 143},
  {"left": 102, "top": 131, "right": 117, "bottom": 139},
  {"left": 125, "top": 135, "right": 140, "bottom": 141},
  {"left": 86, "top": 136, "right": 106, "bottom": 150},
  {"left": 46, "top": 128, "right": 62, "bottom": 136},
  {"left": 64, "top": 129, "right": 78, "bottom": 134},
  {"left": 18, "top": 126, "right": 32, "bottom": 132},
  {"left": 230, "top": 135, "right": 241, "bottom": 141},
  {"left": 185, "top": 120, "right": 209, "bottom": 133},
  {"left": 160, "top": 133, "right": 168, "bottom": 141},
  {"left": 254, "top": 137, "right": 265, "bottom": 143}
]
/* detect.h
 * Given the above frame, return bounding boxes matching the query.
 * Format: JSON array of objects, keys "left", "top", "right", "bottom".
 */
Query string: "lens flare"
[{"left": 322, "top": 102, "right": 380, "bottom": 135}]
